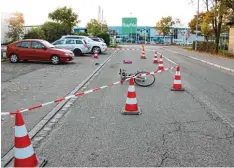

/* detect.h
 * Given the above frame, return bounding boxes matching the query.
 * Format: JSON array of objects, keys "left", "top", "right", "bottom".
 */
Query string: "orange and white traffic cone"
[
  {"left": 14, "top": 111, "right": 47, "bottom": 167},
  {"left": 157, "top": 55, "right": 164, "bottom": 71},
  {"left": 141, "top": 48, "right": 147, "bottom": 59},
  {"left": 153, "top": 51, "right": 158, "bottom": 64},
  {"left": 93, "top": 50, "right": 99, "bottom": 59},
  {"left": 121, "top": 77, "right": 142, "bottom": 115},
  {"left": 171, "top": 66, "right": 185, "bottom": 91},
  {"left": 93, "top": 49, "right": 100, "bottom": 65}
]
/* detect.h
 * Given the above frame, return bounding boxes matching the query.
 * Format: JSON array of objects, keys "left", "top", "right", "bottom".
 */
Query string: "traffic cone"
[
  {"left": 153, "top": 51, "right": 158, "bottom": 64},
  {"left": 157, "top": 55, "right": 164, "bottom": 71},
  {"left": 93, "top": 49, "right": 99, "bottom": 59},
  {"left": 171, "top": 66, "right": 185, "bottom": 91},
  {"left": 121, "top": 77, "right": 142, "bottom": 115},
  {"left": 93, "top": 50, "right": 100, "bottom": 65},
  {"left": 14, "top": 111, "right": 47, "bottom": 167},
  {"left": 141, "top": 48, "right": 147, "bottom": 59}
]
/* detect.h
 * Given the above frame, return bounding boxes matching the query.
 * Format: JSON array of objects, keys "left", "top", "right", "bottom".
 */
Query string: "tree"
[
  {"left": 23, "top": 27, "right": 46, "bottom": 39},
  {"left": 190, "top": 0, "right": 233, "bottom": 53},
  {"left": 41, "top": 21, "right": 69, "bottom": 42},
  {"left": 188, "top": 12, "right": 213, "bottom": 41},
  {"left": 7, "top": 12, "right": 25, "bottom": 41},
  {"left": 204, "top": 0, "right": 232, "bottom": 53},
  {"left": 86, "top": 19, "right": 108, "bottom": 36},
  {"left": 48, "top": 6, "right": 80, "bottom": 34},
  {"left": 224, "top": 0, "right": 234, "bottom": 26},
  {"left": 156, "top": 16, "right": 180, "bottom": 44},
  {"left": 188, "top": 12, "right": 207, "bottom": 34},
  {"left": 73, "top": 32, "right": 89, "bottom": 36},
  {"left": 96, "top": 32, "right": 110, "bottom": 46}
]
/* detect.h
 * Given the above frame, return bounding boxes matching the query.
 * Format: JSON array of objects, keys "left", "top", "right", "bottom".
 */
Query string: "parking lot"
[{"left": 1, "top": 51, "right": 115, "bottom": 157}]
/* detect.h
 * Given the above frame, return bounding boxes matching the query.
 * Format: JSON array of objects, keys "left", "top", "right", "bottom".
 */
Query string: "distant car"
[
  {"left": 60, "top": 35, "right": 107, "bottom": 54},
  {"left": 52, "top": 38, "right": 91, "bottom": 56},
  {"left": 6, "top": 39, "right": 74, "bottom": 65}
]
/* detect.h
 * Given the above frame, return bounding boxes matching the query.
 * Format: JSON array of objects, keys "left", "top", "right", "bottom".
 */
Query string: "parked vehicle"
[
  {"left": 60, "top": 35, "right": 107, "bottom": 54},
  {"left": 52, "top": 38, "right": 91, "bottom": 56},
  {"left": 6, "top": 39, "right": 74, "bottom": 65}
]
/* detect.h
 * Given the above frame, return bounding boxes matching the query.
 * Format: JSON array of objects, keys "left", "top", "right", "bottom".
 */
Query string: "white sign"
[{"left": 122, "top": 23, "right": 137, "bottom": 27}]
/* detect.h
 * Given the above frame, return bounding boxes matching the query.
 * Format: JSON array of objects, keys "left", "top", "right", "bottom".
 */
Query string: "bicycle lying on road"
[{"left": 119, "top": 69, "right": 155, "bottom": 87}]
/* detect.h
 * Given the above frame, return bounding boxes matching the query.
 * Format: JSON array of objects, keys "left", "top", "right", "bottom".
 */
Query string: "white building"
[{"left": 1, "top": 12, "right": 14, "bottom": 44}]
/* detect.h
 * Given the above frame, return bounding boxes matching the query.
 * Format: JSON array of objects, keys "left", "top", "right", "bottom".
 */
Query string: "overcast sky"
[{"left": 1, "top": 0, "right": 198, "bottom": 27}]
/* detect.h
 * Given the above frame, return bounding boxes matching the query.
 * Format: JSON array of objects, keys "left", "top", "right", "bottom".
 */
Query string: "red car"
[{"left": 6, "top": 39, "right": 74, "bottom": 65}]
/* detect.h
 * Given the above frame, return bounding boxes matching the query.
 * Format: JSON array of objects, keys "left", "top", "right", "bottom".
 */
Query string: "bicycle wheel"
[{"left": 134, "top": 71, "right": 155, "bottom": 87}]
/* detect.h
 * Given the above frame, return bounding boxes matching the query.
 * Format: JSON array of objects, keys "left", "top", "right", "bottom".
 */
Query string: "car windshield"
[{"left": 41, "top": 40, "right": 55, "bottom": 48}]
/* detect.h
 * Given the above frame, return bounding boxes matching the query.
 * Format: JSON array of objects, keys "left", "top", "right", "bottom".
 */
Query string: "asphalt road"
[
  {"left": 1, "top": 51, "right": 115, "bottom": 157},
  {"left": 33, "top": 46, "right": 234, "bottom": 167}
]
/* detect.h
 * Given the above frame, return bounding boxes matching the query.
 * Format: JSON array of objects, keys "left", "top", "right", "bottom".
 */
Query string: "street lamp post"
[
  {"left": 195, "top": 0, "right": 200, "bottom": 51},
  {"left": 145, "top": 26, "right": 147, "bottom": 44}
]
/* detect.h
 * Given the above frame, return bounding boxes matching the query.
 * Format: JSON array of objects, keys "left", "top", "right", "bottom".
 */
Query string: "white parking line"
[{"left": 162, "top": 48, "right": 234, "bottom": 73}]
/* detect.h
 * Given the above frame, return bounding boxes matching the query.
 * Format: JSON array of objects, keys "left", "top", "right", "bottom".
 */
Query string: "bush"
[
  {"left": 193, "top": 41, "right": 216, "bottom": 53},
  {"left": 24, "top": 28, "right": 46, "bottom": 39},
  {"left": 41, "top": 21, "right": 69, "bottom": 43},
  {"left": 96, "top": 32, "right": 110, "bottom": 46},
  {"left": 109, "top": 43, "right": 119, "bottom": 48},
  {"left": 73, "top": 32, "right": 89, "bottom": 36}
]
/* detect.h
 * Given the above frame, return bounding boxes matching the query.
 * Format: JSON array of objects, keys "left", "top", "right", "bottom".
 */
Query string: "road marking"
[{"left": 162, "top": 47, "right": 234, "bottom": 73}]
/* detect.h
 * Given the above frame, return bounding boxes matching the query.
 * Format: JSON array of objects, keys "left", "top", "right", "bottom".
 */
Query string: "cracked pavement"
[{"left": 31, "top": 46, "right": 234, "bottom": 167}]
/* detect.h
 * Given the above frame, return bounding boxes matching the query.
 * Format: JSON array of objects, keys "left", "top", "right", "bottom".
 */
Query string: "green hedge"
[
  {"left": 193, "top": 41, "right": 216, "bottom": 53},
  {"left": 96, "top": 32, "right": 110, "bottom": 46}
]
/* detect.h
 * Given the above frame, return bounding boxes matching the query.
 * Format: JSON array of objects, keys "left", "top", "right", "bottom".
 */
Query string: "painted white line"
[
  {"left": 162, "top": 48, "right": 234, "bottom": 73},
  {"left": 143, "top": 48, "right": 178, "bottom": 65},
  {"left": 160, "top": 53, "right": 178, "bottom": 65}
]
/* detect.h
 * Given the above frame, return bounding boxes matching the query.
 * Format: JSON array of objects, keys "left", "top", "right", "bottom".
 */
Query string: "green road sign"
[{"left": 122, "top": 17, "right": 137, "bottom": 34}]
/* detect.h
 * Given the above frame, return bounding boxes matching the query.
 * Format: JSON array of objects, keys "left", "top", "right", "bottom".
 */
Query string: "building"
[
  {"left": 1, "top": 12, "right": 14, "bottom": 44},
  {"left": 74, "top": 16, "right": 204, "bottom": 44},
  {"left": 74, "top": 25, "right": 204, "bottom": 44}
]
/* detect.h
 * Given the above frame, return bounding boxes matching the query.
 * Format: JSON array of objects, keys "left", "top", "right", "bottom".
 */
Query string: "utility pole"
[
  {"left": 145, "top": 26, "right": 147, "bottom": 44},
  {"left": 130, "top": 12, "right": 132, "bottom": 44},
  {"left": 101, "top": 9, "right": 103, "bottom": 31},
  {"left": 195, "top": 0, "right": 200, "bottom": 51}
]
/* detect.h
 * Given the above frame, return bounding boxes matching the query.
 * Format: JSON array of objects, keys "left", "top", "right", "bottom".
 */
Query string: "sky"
[{"left": 1, "top": 0, "right": 198, "bottom": 27}]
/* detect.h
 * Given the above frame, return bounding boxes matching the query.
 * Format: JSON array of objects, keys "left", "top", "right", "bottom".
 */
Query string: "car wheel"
[
  {"left": 92, "top": 47, "right": 101, "bottom": 54},
  {"left": 10, "top": 54, "right": 19, "bottom": 63},
  {"left": 73, "top": 49, "right": 82, "bottom": 56},
  {"left": 51, "top": 55, "right": 60, "bottom": 65}
]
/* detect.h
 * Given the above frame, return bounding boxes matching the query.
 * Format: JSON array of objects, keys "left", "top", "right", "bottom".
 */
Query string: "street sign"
[{"left": 122, "top": 17, "right": 137, "bottom": 34}]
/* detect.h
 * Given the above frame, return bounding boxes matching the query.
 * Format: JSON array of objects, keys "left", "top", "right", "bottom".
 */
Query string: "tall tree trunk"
[{"left": 215, "top": 35, "right": 219, "bottom": 53}]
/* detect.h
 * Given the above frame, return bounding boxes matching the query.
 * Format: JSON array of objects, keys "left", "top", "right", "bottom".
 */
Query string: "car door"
[
  {"left": 31, "top": 41, "right": 50, "bottom": 61},
  {"left": 64, "top": 39, "right": 76, "bottom": 51},
  {"left": 15, "top": 41, "right": 32, "bottom": 60},
  {"left": 53, "top": 39, "right": 65, "bottom": 49}
]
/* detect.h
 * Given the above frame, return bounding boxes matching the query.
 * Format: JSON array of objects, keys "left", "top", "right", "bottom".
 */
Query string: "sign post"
[{"left": 122, "top": 17, "right": 137, "bottom": 42}]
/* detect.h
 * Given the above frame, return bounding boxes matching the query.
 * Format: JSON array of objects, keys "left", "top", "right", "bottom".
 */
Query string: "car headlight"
[{"left": 65, "top": 52, "right": 73, "bottom": 57}]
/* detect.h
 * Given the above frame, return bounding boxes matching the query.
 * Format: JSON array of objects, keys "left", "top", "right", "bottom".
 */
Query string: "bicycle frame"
[{"left": 119, "top": 69, "right": 145, "bottom": 81}]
